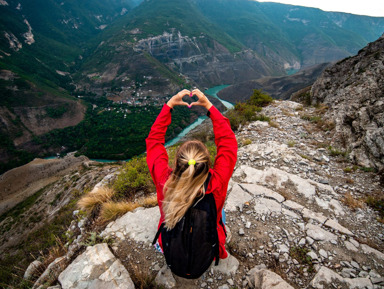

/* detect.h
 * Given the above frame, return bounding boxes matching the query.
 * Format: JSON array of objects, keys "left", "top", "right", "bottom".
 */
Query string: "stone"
[
  {"left": 302, "top": 209, "right": 327, "bottom": 224},
  {"left": 307, "top": 251, "right": 318, "bottom": 261},
  {"left": 344, "top": 241, "right": 358, "bottom": 252},
  {"left": 361, "top": 244, "right": 384, "bottom": 260},
  {"left": 299, "top": 238, "right": 306, "bottom": 246},
  {"left": 155, "top": 265, "right": 176, "bottom": 289},
  {"left": 306, "top": 237, "right": 314, "bottom": 245},
  {"left": 283, "top": 200, "right": 304, "bottom": 212},
  {"left": 227, "top": 279, "right": 234, "bottom": 286},
  {"left": 225, "top": 183, "right": 252, "bottom": 212},
  {"left": 240, "top": 183, "right": 285, "bottom": 203},
  {"left": 306, "top": 224, "right": 337, "bottom": 242},
  {"left": 350, "top": 238, "right": 360, "bottom": 248},
  {"left": 239, "top": 228, "right": 245, "bottom": 236},
  {"left": 245, "top": 221, "right": 251, "bottom": 229},
  {"left": 247, "top": 267, "right": 294, "bottom": 289},
  {"left": 218, "top": 285, "right": 230, "bottom": 289},
  {"left": 101, "top": 207, "right": 160, "bottom": 244},
  {"left": 310, "top": 266, "right": 372, "bottom": 289},
  {"left": 24, "top": 260, "right": 44, "bottom": 280},
  {"left": 58, "top": 243, "right": 134, "bottom": 289},
  {"left": 319, "top": 249, "right": 328, "bottom": 259},
  {"left": 211, "top": 254, "right": 239, "bottom": 275},
  {"left": 254, "top": 198, "right": 282, "bottom": 215},
  {"left": 351, "top": 261, "right": 360, "bottom": 269},
  {"left": 324, "top": 219, "right": 353, "bottom": 236},
  {"left": 278, "top": 244, "right": 289, "bottom": 254},
  {"left": 47, "top": 286, "right": 61, "bottom": 289},
  {"left": 33, "top": 257, "right": 69, "bottom": 289}
]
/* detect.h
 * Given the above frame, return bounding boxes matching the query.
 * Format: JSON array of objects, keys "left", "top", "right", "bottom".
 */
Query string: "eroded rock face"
[
  {"left": 134, "top": 30, "right": 273, "bottom": 87},
  {"left": 311, "top": 34, "right": 384, "bottom": 169}
]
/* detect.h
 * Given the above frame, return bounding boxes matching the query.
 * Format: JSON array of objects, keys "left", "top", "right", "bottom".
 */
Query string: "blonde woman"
[{"left": 146, "top": 88, "right": 237, "bottom": 266}]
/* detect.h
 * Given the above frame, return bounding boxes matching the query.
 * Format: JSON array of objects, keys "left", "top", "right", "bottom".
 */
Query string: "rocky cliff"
[
  {"left": 311, "top": 34, "right": 384, "bottom": 169},
  {"left": 12, "top": 100, "right": 384, "bottom": 289}
]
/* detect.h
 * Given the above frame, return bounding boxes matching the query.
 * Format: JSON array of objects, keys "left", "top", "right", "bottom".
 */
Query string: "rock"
[
  {"left": 227, "top": 279, "right": 234, "bottom": 286},
  {"left": 101, "top": 207, "right": 160, "bottom": 243},
  {"left": 241, "top": 166, "right": 317, "bottom": 199},
  {"left": 302, "top": 209, "right": 327, "bottom": 224},
  {"left": 306, "top": 224, "right": 337, "bottom": 243},
  {"left": 33, "top": 257, "right": 69, "bottom": 289},
  {"left": 58, "top": 243, "right": 134, "bottom": 289},
  {"left": 247, "top": 267, "right": 294, "bottom": 289},
  {"left": 211, "top": 254, "right": 239, "bottom": 275},
  {"left": 218, "top": 285, "right": 229, "bottom": 289},
  {"left": 372, "top": 277, "right": 384, "bottom": 284},
  {"left": 307, "top": 251, "right": 318, "bottom": 261},
  {"left": 240, "top": 183, "right": 285, "bottom": 203},
  {"left": 283, "top": 200, "right": 304, "bottom": 212},
  {"left": 278, "top": 244, "right": 289, "bottom": 254},
  {"left": 47, "top": 286, "right": 61, "bottom": 289},
  {"left": 24, "top": 260, "right": 44, "bottom": 280},
  {"left": 254, "top": 198, "right": 282, "bottom": 215},
  {"left": 345, "top": 241, "right": 358, "bottom": 252},
  {"left": 245, "top": 221, "right": 251, "bottom": 228},
  {"left": 310, "top": 266, "right": 373, "bottom": 289},
  {"left": 239, "top": 228, "right": 245, "bottom": 236},
  {"left": 324, "top": 219, "right": 353, "bottom": 236},
  {"left": 155, "top": 265, "right": 176, "bottom": 289},
  {"left": 361, "top": 244, "right": 384, "bottom": 260},
  {"left": 319, "top": 249, "right": 328, "bottom": 259},
  {"left": 225, "top": 183, "right": 252, "bottom": 212}
]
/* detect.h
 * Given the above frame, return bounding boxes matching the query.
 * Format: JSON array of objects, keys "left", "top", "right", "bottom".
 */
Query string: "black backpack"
[{"left": 152, "top": 173, "right": 221, "bottom": 279}]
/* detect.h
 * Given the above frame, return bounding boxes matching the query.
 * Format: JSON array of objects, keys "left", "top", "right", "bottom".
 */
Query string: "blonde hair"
[{"left": 163, "top": 140, "right": 211, "bottom": 229}]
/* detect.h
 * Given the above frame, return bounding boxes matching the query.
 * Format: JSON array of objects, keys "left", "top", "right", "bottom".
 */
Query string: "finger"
[{"left": 189, "top": 101, "right": 198, "bottom": 107}]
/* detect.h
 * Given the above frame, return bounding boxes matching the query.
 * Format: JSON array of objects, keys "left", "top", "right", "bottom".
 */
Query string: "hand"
[
  {"left": 189, "top": 89, "right": 213, "bottom": 110},
  {"left": 167, "top": 89, "right": 191, "bottom": 108}
]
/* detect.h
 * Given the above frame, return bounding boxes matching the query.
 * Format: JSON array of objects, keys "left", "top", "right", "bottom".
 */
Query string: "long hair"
[{"left": 163, "top": 140, "right": 211, "bottom": 229}]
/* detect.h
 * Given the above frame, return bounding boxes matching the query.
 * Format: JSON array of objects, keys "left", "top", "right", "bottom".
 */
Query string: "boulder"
[
  {"left": 247, "top": 267, "right": 294, "bottom": 289},
  {"left": 58, "top": 243, "right": 134, "bottom": 289},
  {"left": 24, "top": 260, "right": 44, "bottom": 281}
]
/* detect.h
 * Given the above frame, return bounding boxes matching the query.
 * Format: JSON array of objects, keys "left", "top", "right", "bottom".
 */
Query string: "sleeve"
[
  {"left": 146, "top": 104, "right": 173, "bottom": 201},
  {"left": 208, "top": 105, "right": 238, "bottom": 187}
]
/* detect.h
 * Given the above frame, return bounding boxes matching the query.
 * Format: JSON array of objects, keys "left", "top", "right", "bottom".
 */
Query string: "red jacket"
[{"left": 146, "top": 104, "right": 238, "bottom": 259}]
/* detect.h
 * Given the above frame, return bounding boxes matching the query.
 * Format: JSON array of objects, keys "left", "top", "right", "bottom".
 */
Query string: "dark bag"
[{"left": 152, "top": 173, "right": 220, "bottom": 279}]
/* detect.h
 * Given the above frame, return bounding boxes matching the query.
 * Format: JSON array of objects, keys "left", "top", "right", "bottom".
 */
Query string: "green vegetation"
[
  {"left": 37, "top": 98, "right": 198, "bottom": 161},
  {"left": 328, "top": 145, "right": 348, "bottom": 158},
  {"left": 45, "top": 104, "right": 69, "bottom": 118},
  {"left": 113, "top": 156, "right": 154, "bottom": 198},
  {"left": 289, "top": 246, "right": 314, "bottom": 273},
  {"left": 366, "top": 195, "right": 384, "bottom": 223},
  {"left": 226, "top": 89, "right": 273, "bottom": 131}
]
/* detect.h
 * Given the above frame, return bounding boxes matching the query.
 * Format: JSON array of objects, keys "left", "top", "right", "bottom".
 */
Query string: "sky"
[{"left": 256, "top": 0, "right": 384, "bottom": 17}]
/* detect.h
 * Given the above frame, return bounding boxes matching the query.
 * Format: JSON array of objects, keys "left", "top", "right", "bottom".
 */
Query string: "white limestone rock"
[
  {"left": 101, "top": 206, "right": 160, "bottom": 243},
  {"left": 58, "top": 243, "right": 134, "bottom": 289},
  {"left": 225, "top": 183, "right": 252, "bottom": 212}
]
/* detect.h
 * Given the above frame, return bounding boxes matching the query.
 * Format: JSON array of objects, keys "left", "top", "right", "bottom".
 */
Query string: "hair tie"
[{"left": 188, "top": 159, "right": 196, "bottom": 166}]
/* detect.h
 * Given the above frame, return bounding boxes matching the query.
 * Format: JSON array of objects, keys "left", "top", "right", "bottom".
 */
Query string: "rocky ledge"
[{"left": 26, "top": 100, "right": 384, "bottom": 289}]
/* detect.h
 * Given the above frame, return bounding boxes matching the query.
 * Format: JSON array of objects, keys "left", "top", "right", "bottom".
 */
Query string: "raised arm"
[
  {"left": 190, "top": 89, "right": 238, "bottom": 185},
  {"left": 146, "top": 90, "right": 191, "bottom": 192}
]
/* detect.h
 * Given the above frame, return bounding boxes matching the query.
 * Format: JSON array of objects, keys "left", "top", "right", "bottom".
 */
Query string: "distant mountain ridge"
[{"left": 1, "top": 0, "right": 384, "bottom": 173}]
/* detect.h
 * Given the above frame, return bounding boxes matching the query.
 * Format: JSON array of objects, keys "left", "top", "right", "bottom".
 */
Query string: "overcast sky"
[{"left": 256, "top": 0, "right": 384, "bottom": 17}]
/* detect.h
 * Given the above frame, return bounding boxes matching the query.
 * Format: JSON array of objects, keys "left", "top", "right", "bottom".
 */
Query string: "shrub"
[
  {"left": 242, "top": 139, "right": 252, "bottom": 146},
  {"left": 113, "top": 156, "right": 154, "bottom": 197},
  {"left": 287, "top": 140, "right": 296, "bottom": 147},
  {"left": 247, "top": 89, "right": 273, "bottom": 107},
  {"left": 342, "top": 192, "right": 364, "bottom": 211},
  {"left": 366, "top": 194, "right": 384, "bottom": 222}
]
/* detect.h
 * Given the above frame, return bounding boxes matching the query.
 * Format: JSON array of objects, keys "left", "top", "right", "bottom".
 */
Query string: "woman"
[{"left": 146, "top": 88, "right": 237, "bottom": 260}]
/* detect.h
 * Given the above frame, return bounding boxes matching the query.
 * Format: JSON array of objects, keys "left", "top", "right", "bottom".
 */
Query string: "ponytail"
[{"left": 162, "top": 141, "right": 211, "bottom": 229}]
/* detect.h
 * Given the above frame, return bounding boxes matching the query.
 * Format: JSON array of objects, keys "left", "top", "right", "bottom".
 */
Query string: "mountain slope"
[{"left": 311, "top": 34, "right": 384, "bottom": 169}]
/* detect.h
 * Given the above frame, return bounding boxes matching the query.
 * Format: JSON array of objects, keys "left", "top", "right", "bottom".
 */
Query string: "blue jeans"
[{"left": 221, "top": 208, "right": 226, "bottom": 225}]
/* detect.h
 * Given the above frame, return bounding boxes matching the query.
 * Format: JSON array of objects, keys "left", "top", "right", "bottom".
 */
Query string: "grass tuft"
[{"left": 77, "top": 187, "right": 115, "bottom": 214}]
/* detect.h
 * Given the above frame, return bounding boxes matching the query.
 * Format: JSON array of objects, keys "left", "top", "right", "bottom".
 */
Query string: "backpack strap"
[
  {"left": 204, "top": 172, "right": 211, "bottom": 191},
  {"left": 152, "top": 223, "right": 165, "bottom": 245}
]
